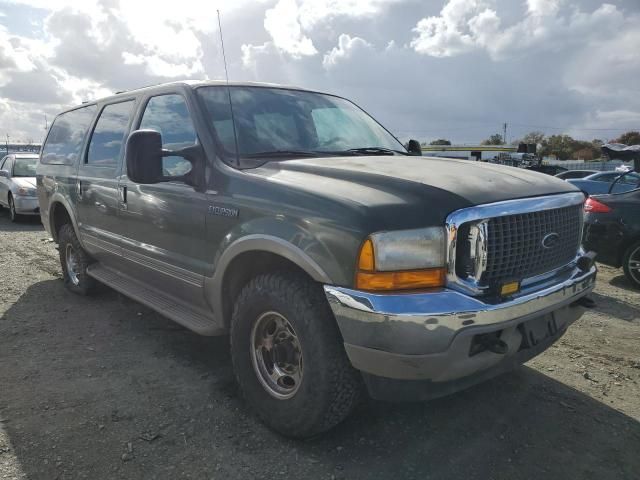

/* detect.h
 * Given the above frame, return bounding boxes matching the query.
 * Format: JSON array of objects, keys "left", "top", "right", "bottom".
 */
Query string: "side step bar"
[{"left": 87, "top": 264, "right": 224, "bottom": 336}]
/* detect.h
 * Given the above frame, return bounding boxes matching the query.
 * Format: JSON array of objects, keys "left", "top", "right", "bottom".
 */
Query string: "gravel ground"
[{"left": 1, "top": 211, "right": 639, "bottom": 480}]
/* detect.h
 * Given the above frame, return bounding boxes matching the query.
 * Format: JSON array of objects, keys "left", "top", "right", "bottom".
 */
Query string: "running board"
[{"left": 87, "top": 264, "right": 224, "bottom": 336}]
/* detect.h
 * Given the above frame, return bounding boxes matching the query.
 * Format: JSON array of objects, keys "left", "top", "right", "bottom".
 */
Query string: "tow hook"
[
  {"left": 577, "top": 251, "right": 597, "bottom": 272},
  {"left": 470, "top": 333, "right": 509, "bottom": 356}
]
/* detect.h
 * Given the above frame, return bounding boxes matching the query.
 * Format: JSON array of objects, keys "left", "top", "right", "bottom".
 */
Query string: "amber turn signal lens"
[
  {"left": 357, "top": 239, "right": 375, "bottom": 271},
  {"left": 356, "top": 268, "right": 446, "bottom": 291}
]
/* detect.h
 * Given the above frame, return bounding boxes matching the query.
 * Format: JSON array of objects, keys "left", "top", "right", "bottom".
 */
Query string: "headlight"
[
  {"left": 16, "top": 187, "right": 37, "bottom": 197},
  {"left": 355, "top": 227, "right": 446, "bottom": 291}
]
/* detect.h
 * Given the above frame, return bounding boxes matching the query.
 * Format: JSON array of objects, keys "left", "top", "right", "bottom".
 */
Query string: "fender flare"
[
  {"left": 47, "top": 193, "right": 83, "bottom": 246},
  {"left": 205, "top": 234, "right": 333, "bottom": 324}
]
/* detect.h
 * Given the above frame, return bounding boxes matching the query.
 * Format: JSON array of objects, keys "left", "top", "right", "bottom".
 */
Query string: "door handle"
[
  {"left": 76, "top": 180, "right": 83, "bottom": 199},
  {"left": 118, "top": 185, "right": 127, "bottom": 210}
]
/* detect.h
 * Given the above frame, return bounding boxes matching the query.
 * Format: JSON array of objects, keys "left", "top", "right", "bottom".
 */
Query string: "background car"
[
  {"left": 525, "top": 164, "right": 567, "bottom": 175},
  {"left": 0, "top": 153, "right": 39, "bottom": 222},
  {"left": 555, "top": 169, "right": 598, "bottom": 180},
  {"left": 583, "top": 187, "right": 640, "bottom": 288},
  {"left": 568, "top": 170, "right": 640, "bottom": 195}
]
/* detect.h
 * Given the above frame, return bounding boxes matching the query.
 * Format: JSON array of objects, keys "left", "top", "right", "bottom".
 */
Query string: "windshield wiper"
[
  {"left": 243, "top": 150, "right": 320, "bottom": 158},
  {"left": 344, "top": 147, "right": 410, "bottom": 156}
]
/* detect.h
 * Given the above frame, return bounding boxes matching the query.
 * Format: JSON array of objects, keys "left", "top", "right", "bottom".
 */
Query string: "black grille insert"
[{"left": 458, "top": 204, "right": 583, "bottom": 288}]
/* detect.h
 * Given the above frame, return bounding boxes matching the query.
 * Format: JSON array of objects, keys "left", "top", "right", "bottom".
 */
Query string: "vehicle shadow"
[
  {"left": 609, "top": 273, "right": 640, "bottom": 294},
  {"left": 589, "top": 291, "right": 640, "bottom": 322},
  {"left": 1, "top": 280, "right": 638, "bottom": 480},
  {"left": 0, "top": 209, "right": 43, "bottom": 232}
]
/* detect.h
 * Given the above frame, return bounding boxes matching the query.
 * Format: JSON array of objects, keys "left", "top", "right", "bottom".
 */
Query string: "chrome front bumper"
[{"left": 324, "top": 263, "right": 596, "bottom": 382}]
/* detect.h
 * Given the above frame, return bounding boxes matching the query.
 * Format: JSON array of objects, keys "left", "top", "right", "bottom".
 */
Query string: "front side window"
[
  {"left": 139, "top": 94, "right": 196, "bottom": 176},
  {"left": 87, "top": 101, "right": 135, "bottom": 167},
  {"left": 13, "top": 157, "right": 38, "bottom": 177},
  {"left": 41, "top": 105, "right": 97, "bottom": 165},
  {"left": 197, "top": 86, "right": 405, "bottom": 166}
]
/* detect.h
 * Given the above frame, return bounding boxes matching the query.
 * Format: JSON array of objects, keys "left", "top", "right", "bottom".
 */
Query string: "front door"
[
  {"left": 0, "top": 156, "right": 11, "bottom": 206},
  {"left": 117, "top": 93, "right": 210, "bottom": 309},
  {"left": 76, "top": 99, "right": 136, "bottom": 268}
]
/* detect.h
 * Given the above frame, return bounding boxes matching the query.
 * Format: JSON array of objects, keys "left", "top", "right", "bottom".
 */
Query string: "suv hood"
[{"left": 250, "top": 156, "right": 579, "bottom": 228}]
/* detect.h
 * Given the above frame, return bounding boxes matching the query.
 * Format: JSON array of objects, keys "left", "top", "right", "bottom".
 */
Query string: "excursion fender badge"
[{"left": 208, "top": 204, "right": 239, "bottom": 218}]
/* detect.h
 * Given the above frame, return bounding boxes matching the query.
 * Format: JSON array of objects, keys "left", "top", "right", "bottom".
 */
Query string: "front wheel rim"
[
  {"left": 628, "top": 246, "right": 640, "bottom": 285},
  {"left": 250, "top": 311, "right": 303, "bottom": 400},
  {"left": 65, "top": 244, "right": 81, "bottom": 286}
]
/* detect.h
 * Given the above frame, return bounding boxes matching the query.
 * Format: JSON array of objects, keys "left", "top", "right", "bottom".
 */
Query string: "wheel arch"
[
  {"left": 206, "top": 235, "right": 333, "bottom": 329},
  {"left": 47, "top": 194, "right": 81, "bottom": 243}
]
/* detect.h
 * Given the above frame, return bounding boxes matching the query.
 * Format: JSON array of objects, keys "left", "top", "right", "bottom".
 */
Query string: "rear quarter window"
[{"left": 41, "top": 105, "right": 97, "bottom": 165}]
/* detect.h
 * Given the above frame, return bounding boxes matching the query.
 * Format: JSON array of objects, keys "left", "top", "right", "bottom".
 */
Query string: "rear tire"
[
  {"left": 58, "top": 224, "right": 96, "bottom": 295},
  {"left": 230, "top": 272, "right": 362, "bottom": 438},
  {"left": 622, "top": 240, "right": 640, "bottom": 289}
]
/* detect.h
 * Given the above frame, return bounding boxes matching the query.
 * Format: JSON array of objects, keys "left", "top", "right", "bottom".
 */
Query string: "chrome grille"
[{"left": 479, "top": 204, "right": 583, "bottom": 286}]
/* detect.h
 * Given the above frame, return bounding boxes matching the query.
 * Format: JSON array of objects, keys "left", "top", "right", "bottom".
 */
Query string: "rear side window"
[
  {"left": 87, "top": 101, "right": 135, "bottom": 167},
  {"left": 41, "top": 105, "right": 97, "bottom": 165}
]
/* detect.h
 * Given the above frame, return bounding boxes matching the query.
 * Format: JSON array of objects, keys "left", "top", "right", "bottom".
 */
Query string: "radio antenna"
[{"left": 217, "top": 9, "right": 240, "bottom": 165}]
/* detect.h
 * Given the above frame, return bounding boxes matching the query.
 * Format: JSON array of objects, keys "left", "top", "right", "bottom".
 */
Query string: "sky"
[{"left": 0, "top": 0, "right": 639, "bottom": 145}]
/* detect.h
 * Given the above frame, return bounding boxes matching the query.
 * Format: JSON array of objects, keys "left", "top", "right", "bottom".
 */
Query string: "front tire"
[
  {"left": 230, "top": 272, "right": 362, "bottom": 438},
  {"left": 8, "top": 195, "right": 19, "bottom": 222},
  {"left": 58, "top": 224, "right": 96, "bottom": 295},
  {"left": 622, "top": 240, "right": 640, "bottom": 289}
]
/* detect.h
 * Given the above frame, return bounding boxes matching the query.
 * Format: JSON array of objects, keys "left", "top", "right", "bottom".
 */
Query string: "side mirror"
[
  {"left": 126, "top": 130, "right": 164, "bottom": 184},
  {"left": 125, "top": 129, "right": 201, "bottom": 186},
  {"left": 0, "top": 170, "right": 9, "bottom": 178},
  {"left": 407, "top": 139, "right": 422, "bottom": 156}
]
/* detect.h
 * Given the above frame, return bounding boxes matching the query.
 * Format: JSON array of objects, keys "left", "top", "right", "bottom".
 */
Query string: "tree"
[
  {"left": 481, "top": 134, "right": 504, "bottom": 145},
  {"left": 615, "top": 131, "right": 640, "bottom": 146},
  {"left": 429, "top": 139, "right": 451, "bottom": 145},
  {"left": 521, "top": 131, "right": 545, "bottom": 145},
  {"left": 539, "top": 134, "right": 576, "bottom": 160}
]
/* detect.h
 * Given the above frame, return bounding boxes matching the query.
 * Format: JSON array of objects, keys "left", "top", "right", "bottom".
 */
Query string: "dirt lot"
[{"left": 1, "top": 212, "right": 639, "bottom": 480}]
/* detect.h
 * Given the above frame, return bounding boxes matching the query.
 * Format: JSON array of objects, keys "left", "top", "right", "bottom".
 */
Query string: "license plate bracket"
[{"left": 519, "top": 314, "right": 560, "bottom": 348}]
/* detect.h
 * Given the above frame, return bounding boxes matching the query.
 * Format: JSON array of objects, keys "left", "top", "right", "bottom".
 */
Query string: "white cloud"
[
  {"left": 323, "top": 34, "right": 372, "bottom": 69},
  {"left": 263, "top": 0, "right": 317, "bottom": 58},
  {"left": 410, "top": 0, "right": 629, "bottom": 60},
  {"left": 410, "top": 0, "right": 494, "bottom": 57}
]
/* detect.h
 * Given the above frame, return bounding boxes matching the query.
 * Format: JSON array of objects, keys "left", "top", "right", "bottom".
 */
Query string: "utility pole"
[
  {"left": 5, "top": 134, "right": 9, "bottom": 155},
  {"left": 503, "top": 122, "right": 507, "bottom": 145}
]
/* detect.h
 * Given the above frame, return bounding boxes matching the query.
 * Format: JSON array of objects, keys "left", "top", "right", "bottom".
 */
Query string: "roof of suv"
[
  {"left": 97, "top": 80, "right": 311, "bottom": 103},
  {"left": 59, "top": 80, "right": 318, "bottom": 117}
]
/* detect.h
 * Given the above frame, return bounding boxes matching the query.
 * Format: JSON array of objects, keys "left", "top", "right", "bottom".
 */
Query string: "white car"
[
  {"left": 615, "top": 164, "right": 633, "bottom": 173},
  {"left": 0, "top": 153, "right": 39, "bottom": 222}
]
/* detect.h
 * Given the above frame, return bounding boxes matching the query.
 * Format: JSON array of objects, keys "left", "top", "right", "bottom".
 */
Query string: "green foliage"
[
  {"left": 429, "top": 138, "right": 451, "bottom": 145},
  {"left": 615, "top": 131, "right": 640, "bottom": 146},
  {"left": 481, "top": 134, "right": 504, "bottom": 145}
]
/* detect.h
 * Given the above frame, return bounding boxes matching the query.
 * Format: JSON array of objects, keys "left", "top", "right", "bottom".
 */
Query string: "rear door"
[
  {"left": 117, "top": 92, "right": 210, "bottom": 308},
  {"left": 76, "top": 99, "right": 136, "bottom": 268},
  {"left": 38, "top": 105, "right": 97, "bottom": 236}
]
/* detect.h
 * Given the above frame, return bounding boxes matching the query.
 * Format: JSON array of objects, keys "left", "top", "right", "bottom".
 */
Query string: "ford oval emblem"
[{"left": 541, "top": 232, "right": 560, "bottom": 249}]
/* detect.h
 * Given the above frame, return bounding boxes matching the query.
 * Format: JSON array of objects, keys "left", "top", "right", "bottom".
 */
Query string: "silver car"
[{"left": 0, "top": 153, "right": 39, "bottom": 222}]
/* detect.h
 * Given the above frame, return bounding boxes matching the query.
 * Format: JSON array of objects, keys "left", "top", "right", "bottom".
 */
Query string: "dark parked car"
[
  {"left": 525, "top": 164, "right": 568, "bottom": 176},
  {"left": 583, "top": 186, "right": 640, "bottom": 288},
  {"left": 37, "top": 81, "right": 596, "bottom": 437},
  {"left": 555, "top": 169, "right": 598, "bottom": 180},
  {"left": 568, "top": 171, "right": 640, "bottom": 195}
]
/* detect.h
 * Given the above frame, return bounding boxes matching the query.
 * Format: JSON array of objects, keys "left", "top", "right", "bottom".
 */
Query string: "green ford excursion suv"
[{"left": 37, "top": 81, "right": 596, "bottom": 437}]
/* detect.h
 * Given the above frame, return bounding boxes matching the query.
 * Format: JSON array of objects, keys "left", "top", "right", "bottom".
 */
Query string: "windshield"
[
  {"left": 197, "top": 86, "right": 406, "bottom": 165},
  {"left": 12, "top": 157, "right": 37, "bottom": 177}
]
